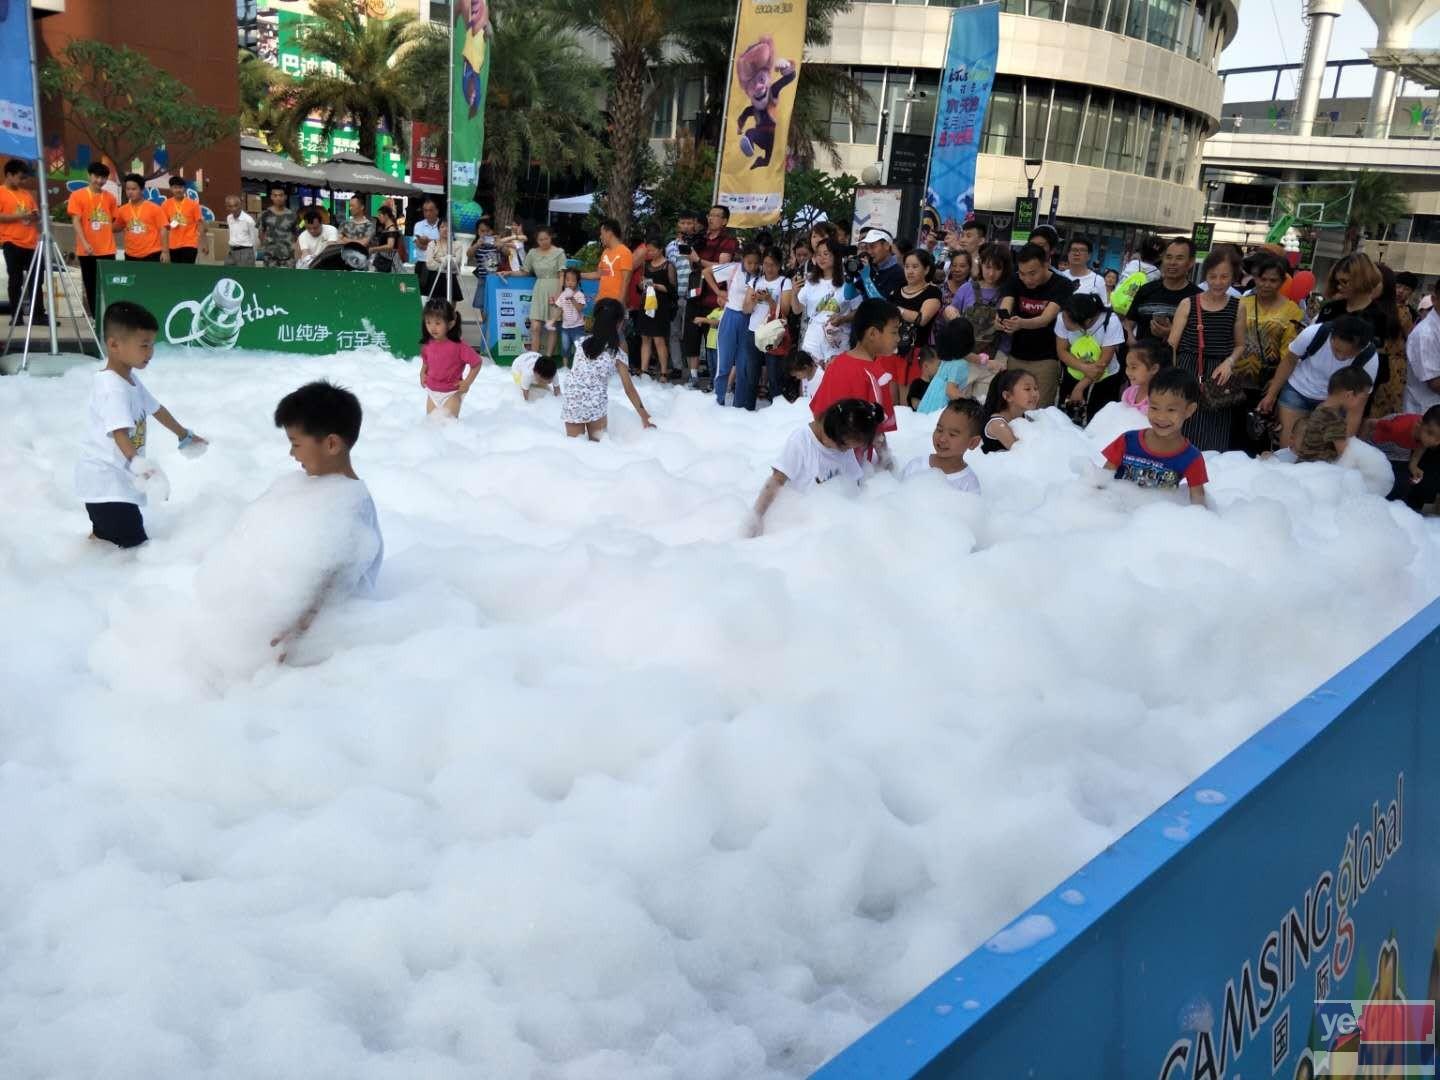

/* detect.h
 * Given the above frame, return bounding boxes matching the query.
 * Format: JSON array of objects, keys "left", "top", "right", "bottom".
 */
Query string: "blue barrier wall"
[{"left": 816, "top": 597, "right": 1440, "bottom": 1080}]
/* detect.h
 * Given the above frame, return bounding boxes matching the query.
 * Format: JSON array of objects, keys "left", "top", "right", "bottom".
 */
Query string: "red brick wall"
[{"left": 34, "top": 4, "right": 240, "bottom": 207}]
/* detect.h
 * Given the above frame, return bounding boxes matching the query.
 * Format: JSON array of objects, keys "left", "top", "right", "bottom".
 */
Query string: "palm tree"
[
  {"left": 238, "top": 49, "right": 295, "bottom": 141},
  {"left": 272, "top": 0, "right": 430, "bottom": 162},
  {"left": 544, "top": 0, "right": 683, "bottom": 228},
  {"left": 1342, "top": 169, "right": 1410, "bottom": 253},
  {"left": 1279, "top": 170, "right": 1411, "bottom": 254},
  {"left": 484, "top": 2, "right": 605, "bottom": 227}
]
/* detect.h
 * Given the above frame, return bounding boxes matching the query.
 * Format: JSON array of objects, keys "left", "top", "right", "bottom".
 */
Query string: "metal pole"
[
  {"left": 446, "top": 8, "right": 454, "bottom": 225},
  {"left": 711, "top": 0, "right": 744, "bottom": 207},
  {"left": 27, "top": 5, "right": 58, "bottom": 355}
]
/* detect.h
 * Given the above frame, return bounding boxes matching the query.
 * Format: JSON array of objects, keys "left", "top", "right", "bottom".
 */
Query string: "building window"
[
  {"left": 985, "top": 77, "right": 1022, "bottom": 156},
  {"left": 1022, "top": 82, "right": 1050, "bottom": 158},
  {"left": 1064, "top": 0, "right": 1106, "bottom": 27},
  {"left": 1080, "top": 90, "right": 1112, "bottom": 167},
  {"left": 1105, "top": 98, "right": 1136, "bottom": 172},
  {"left": 428, "top": 0, "right": 448, "bottom": 21},
  {"left": 855, "top": 69, "right": 886, "bottom": 146},
  {"left": 1048, "top": 85, "right": 1084, "bottom": 163},
  {"left": 905, "top": 70, "right": 940, "bottom": 135},
  {"left": 1142, "top": 104, "right": 1164, "bottom": 177}
]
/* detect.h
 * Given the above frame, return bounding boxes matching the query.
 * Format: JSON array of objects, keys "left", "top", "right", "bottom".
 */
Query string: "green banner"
[
  {"left": 1192, "top": 221, "right": 1215, "bottom": 262},
  {"left": 98, "top": 263, "right": 420, "bottom": 360},
  {"left": 1009, "top": 196, "right": 1038, "bottom": 246},
  {"left": 449, "top": 1, "right": 491, "bottom": 227}
]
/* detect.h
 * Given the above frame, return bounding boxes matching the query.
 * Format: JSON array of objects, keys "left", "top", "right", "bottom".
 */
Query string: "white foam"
[
  {"left": 984, "top": 914, "right": 1059, "bottom": 954},
  {"left": 0, "top": 350, "right": 1437, "bottom": 1078}
]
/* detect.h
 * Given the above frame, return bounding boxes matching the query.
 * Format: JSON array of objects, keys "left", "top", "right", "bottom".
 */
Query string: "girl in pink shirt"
[
  {"left": 419, "top": 299, "right": 485, "bottom": 417},
  {"left": 1122, "top": 340, "right": 1161, "bottom": 414}
]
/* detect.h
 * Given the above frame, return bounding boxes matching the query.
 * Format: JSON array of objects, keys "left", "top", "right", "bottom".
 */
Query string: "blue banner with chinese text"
[{"left": 922, "top": 4, "right": 999, "bottom": 241}]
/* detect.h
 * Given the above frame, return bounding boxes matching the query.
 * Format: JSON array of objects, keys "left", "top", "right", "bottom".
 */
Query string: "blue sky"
[{"left": 1220, "top": 0, "right": 1440, "bottom": 101}]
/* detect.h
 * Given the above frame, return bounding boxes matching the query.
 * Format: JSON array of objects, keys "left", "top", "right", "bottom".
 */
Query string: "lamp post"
[
  {"left": 1204, "top": 181, "right": 1220, "bottom": 223},
  {"left": 1023, "top": 158, "right": 1043, "bottom": 199}
]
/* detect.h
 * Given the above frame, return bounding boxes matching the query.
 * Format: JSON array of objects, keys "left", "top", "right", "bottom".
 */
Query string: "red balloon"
[
  {"left": 1284, "top": 270, "right": 1315, "bottom": 302},
  {"left": 1286, "top": 250, "right": 1300, "bottom": 268}
]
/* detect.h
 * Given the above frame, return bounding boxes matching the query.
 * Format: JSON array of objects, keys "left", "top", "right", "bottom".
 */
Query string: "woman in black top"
[
  {"left": 1316, "top": 252, "right": 1394, "bottom": 403},
  {"left": 637, "top": 236, "right": 678, "bottom": 380},
  {"left": 369, "top": 206, "right": 404, "bottom": 272},
  {"left": 1169, "top": 252, "right": 1246, "bottom": 451},
  {"left": 893, "top": 249, "right": 943, "bottom": 388}
]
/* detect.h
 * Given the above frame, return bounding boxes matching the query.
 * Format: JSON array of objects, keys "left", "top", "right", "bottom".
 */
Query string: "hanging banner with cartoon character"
[
  {"left": 715, "top": 0, "right": 807, "bottom": 228},
  {"left": 449, "top": 0, "right": 491, "bottom": 229},
  {"left": 97, "top": 263, "right": 421, "bottom": 359},
  {"left": 922, "top": 3, "right": 999, "bottom": 243}
]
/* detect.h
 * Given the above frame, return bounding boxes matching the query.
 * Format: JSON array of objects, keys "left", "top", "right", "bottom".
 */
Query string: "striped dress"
[{"left": 1175, "top": 293, "right": 1239, "bottom": 451}]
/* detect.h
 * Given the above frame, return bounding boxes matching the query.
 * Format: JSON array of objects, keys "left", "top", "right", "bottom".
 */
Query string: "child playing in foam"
[
  {"left": 419, "top": 299, "right": 484, "bottom": 417},
  {"left": 1293, "top": 366, "right": 1373, "bottom": 464},
  {"left": 746, "top": 399, "right": 886, "bottom": 536},
  {"left": 1101, "top": 366, "right": 1208, "bottom": 505},
  {"left": 901, "top": 398, "right": 984, "bottom": 493},
  {"left": 512, "top": 352, "right": 560, "bottom": 401},
  {"left": 269, "top": 380, "right": 383, "bottom": 662},
  {"left": 1122, "top": 340, "right": 1162, "bottom": 413},
  {"left": 75, "top": 300, "right": 208, "bottom": 549},
  {"left": 562, "top": 298, "right": 655, "bottom": 440},
  {"left": 915, "top": 319, "right": 986, "bottom": 414},
  {"left": 979, "top": 369, "right": 1039, "bottom": 453}
]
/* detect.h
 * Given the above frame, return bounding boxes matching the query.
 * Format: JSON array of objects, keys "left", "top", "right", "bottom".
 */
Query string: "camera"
[
  {"left": 843, "top": 254, "right": 865, "bottom": 280},
  {"left": 677, "top": 243, "right": 692, "bottom": 255}
]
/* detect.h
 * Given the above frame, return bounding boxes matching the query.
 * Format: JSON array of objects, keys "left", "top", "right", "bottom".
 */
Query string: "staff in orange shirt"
[
  {"left": 67, "top": 161, "right": 119, "bottom": 315},
  {"left": 0, "top": 159, "right": 45, "bottom": 324},
  {"left": 161, "top": 176, "right": 207, "bottom": 264},
  {"left": 113, "top": 173, "right": 170, "bottom": 263}
]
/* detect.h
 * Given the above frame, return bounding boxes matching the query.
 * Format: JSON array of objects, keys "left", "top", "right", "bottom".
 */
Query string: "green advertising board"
[
  {"left": 1297, "top": 233, "right": 1318, "bottom": 271},
  {"left": 1009, "top": 197, "right": 1038, "bottom": 246},
  {"left": 449, "top": 1, "right": 491, "bottom": 226},
  {"left": 1192, "top": 221, "right": 1215, "bottom": 262},
  {"left": 98, "top": 264, "right": 420, "bottom": 360}
]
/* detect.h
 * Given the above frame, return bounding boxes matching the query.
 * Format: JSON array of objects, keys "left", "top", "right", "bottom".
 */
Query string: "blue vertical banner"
[
  {"left": 922, "top": 3, "right": 999, "bottom": 240},
  {"left": 0, "top": 0, "right": 41, "bottom": 161}
]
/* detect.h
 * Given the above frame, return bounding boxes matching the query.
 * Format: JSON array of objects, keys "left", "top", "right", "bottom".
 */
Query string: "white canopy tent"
[{"left": 547, "top": 193, "right": 595, "bottom": 217}]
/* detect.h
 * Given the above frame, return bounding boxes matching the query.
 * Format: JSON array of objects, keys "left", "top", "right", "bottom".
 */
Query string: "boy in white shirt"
[
  {"left": 270, "top": 380, "right": 384, "bottom": 661},
  {"left": 75, "top": 301, "right": 207, "bottom": 548}
]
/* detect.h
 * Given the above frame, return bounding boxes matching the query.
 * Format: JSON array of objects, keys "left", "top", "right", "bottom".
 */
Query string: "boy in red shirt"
[
  {"left": 1102, "top": 366, "right": 1209, "bottom": 505},
  {"left": 1363, "top": 404, "right": 1440, "bottom": 512},
  {"left": 809, "top": 298, "right": 902, "bottom": 460}
]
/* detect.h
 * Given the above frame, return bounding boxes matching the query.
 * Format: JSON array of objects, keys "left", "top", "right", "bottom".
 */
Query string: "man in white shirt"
[
  {"left": 1406, "top": 279, "right": 1440, "bottom": 415},
  {"left": 294, "top": 209, "right": 340, "bottom": 269},
  {"left": 223, "top": 194, "right": 258, "bottom": 267},
  {"left": 412, "top": 197, "right": 442, "bottom": 295},
  {"left": 1060, "top": 237, "right": 1108, "bottom": 303}
]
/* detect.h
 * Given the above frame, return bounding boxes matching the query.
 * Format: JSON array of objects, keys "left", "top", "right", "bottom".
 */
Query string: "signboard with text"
[
  {"left": 98, "top": 263, "right": 420, "bottom": 360},
  {"left": 1009, "top": 196, "right": 1038, "bottom": 245}
]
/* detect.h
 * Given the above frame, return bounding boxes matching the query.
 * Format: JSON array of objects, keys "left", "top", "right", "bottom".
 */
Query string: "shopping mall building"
[{"left": 649, "top": 0, "right": 1238, "bottom": 268}]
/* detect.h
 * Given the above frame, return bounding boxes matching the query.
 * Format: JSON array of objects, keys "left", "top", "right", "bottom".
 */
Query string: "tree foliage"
[
  {"left": 779, "top": 168, "right": 858, "bottom": 243},
  {"left": 39, "top": 40, "right": 235, "bottom": 176},
  {"left": 238, "top": 49, "right": 296, "bottom": 143},
  {"left": 271, "top": 0, "right": 431, "bottom": 162},
  {"left": 482, "top": 1, "right": 605, "bottom": 228}
]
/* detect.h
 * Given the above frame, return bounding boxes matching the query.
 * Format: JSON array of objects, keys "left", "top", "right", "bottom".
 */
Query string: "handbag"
[{"left": 1194, "top": 295, "right": 1247, "bottom": 410}]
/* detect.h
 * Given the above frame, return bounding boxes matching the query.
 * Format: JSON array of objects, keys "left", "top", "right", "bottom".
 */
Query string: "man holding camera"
[
  {"left": 667, "top": 209, "right": 703, "bottom": 383},
  {"left": 680, "top": 204, "right": 739, "bottom": 389},
  {"left": 857, "top": 228, "right": 905, "bottom": 299}
]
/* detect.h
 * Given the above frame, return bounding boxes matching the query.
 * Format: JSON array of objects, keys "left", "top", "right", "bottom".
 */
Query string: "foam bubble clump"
[{"left": 1, "top": 351, "right": 1437, "bottom": 1078}]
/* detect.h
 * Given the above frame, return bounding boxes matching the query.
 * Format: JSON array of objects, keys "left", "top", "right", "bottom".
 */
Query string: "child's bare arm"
[
  {"left": 1188, "top": 482, "right": 1207, "bottom": 505},
  {"left": 1411, "top": 444, "right": 1426, "bottom": 482},
  {"left": 615, "top": 361, "right": 655, "bottom": 428},
  {"left": 748, "top": 470, "right": 787, "bottom": 536},
  {"left": 271, "top": 570, "right": 338, "bottom": 662},
  {"left": 110, "top": 430, "right": 137, "bottom": 461},
  {"left": 152, "top": 406, "right": 190, "bottom": 438}
]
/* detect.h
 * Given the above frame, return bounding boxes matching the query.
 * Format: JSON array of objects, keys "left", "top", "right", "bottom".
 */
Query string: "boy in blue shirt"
[{"left": 1102, "top": 366, "right": 1209, "bottom": 505}]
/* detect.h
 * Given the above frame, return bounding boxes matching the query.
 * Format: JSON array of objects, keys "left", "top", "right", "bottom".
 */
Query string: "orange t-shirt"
[
  {"left": 162, "top": 196, "right": 202, "bottom": 250},
  {"left": 597, "top": 243, "right": 633, "bottom": 303},
  {"left": 0, "top": 187, "right": 39, "bottom": 249},
  {"left": 66, "top": 187, "right": 119, "bottom": 256},
  {"left": 115, "top": 200, "right": 167, "bottom": 258}
]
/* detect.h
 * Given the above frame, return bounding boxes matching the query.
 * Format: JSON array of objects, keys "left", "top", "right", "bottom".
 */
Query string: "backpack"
[
  {"left": 1300, "top": 322, "right": 1377, "bottom": 369},
  {"left": 1110, "top": 271, "right": 1148, "bottom": 316}
]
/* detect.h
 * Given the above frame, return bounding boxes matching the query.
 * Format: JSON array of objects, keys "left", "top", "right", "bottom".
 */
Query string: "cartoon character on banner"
[
  {"left": 734, "top": 35, "right": 796, "bottom": 170},
  {"left": 457, "top": 0, "right": 490, "bottom": 116}
]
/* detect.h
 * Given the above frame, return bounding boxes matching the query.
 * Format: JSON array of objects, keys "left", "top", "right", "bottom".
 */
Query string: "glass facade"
[
  {"left": 813, "top": 69, "right": 1204, "bottom": 186},
  {"left": 892, "top": 0, "right": 1229, "bottom": 62}
]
